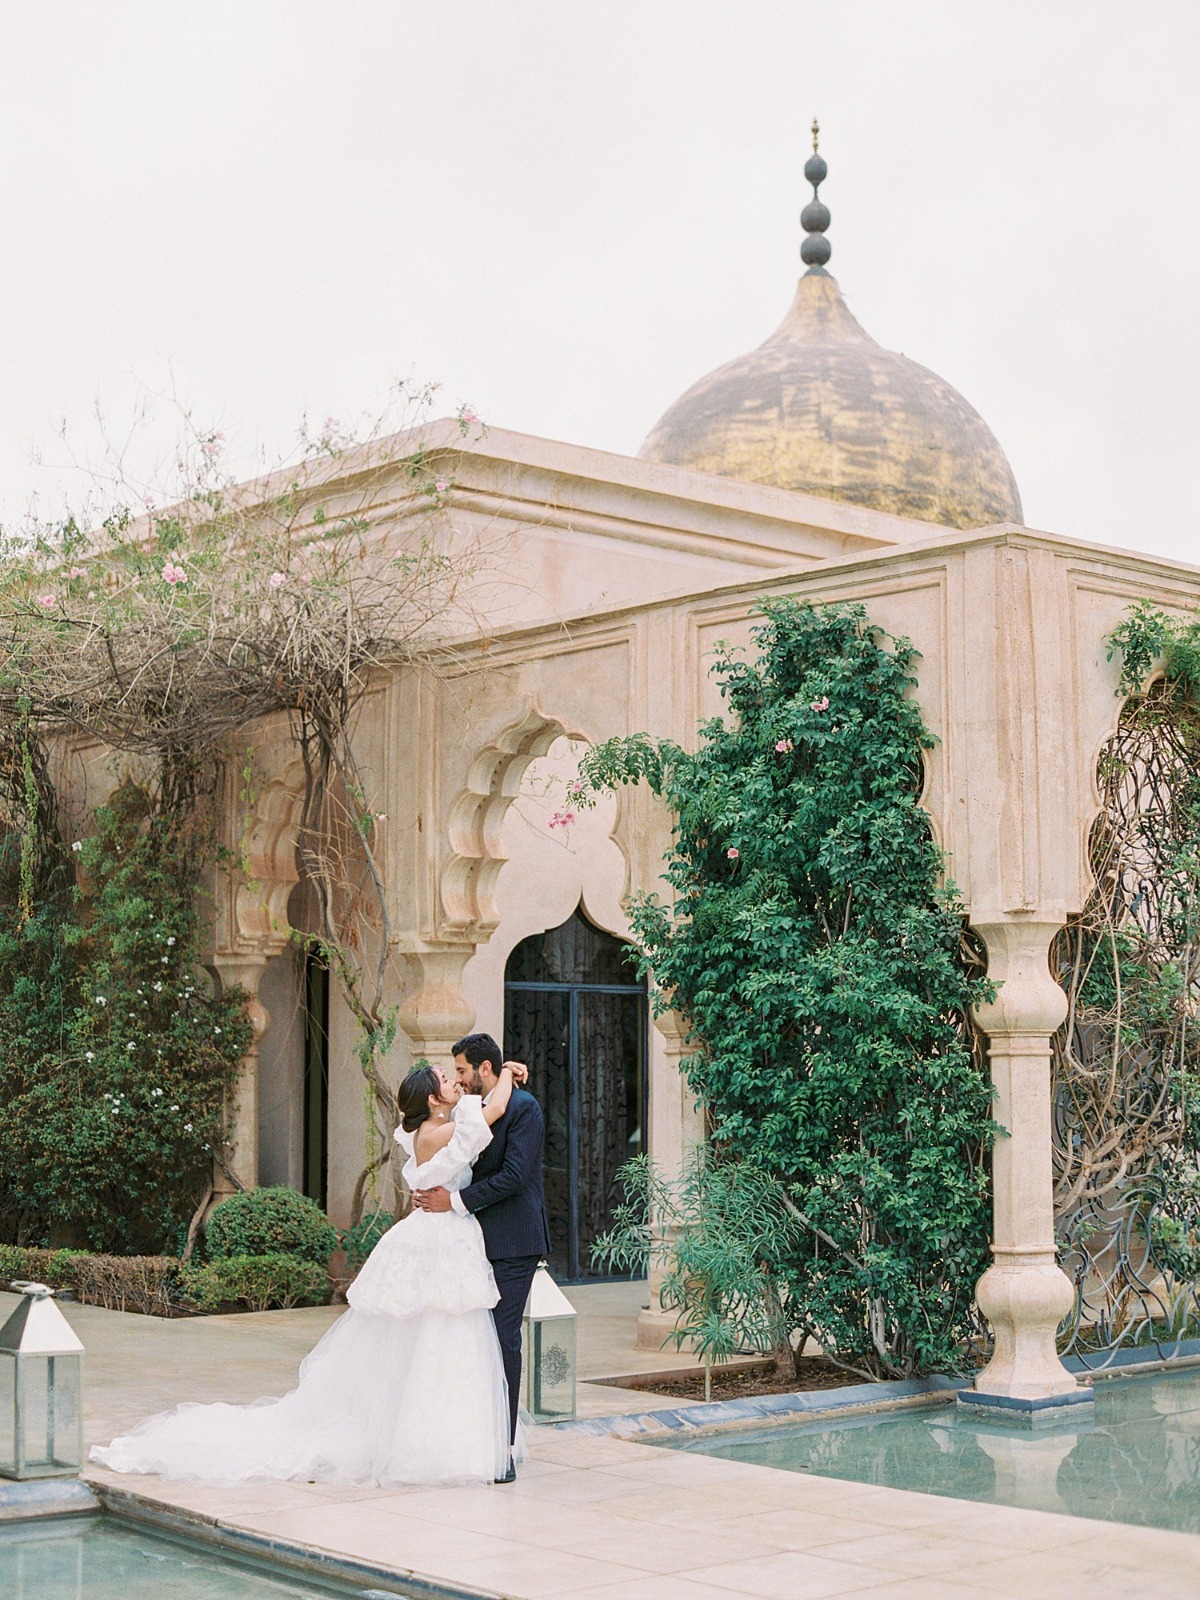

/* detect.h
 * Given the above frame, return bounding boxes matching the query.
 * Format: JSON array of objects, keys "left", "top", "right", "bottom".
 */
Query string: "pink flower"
[
  {"left": 68, "top": 565, "right": 88, "bottom": 579},
  {"left": 461, "top": 407, "right": 480, "bottom": 426},
  {"left": 567, "top": 779, "right": 585, "bottom": 797},
  {"left": 548, "top": 810, "right": 577, "bottom": 831},
  {"left": 810, "top": 695, "right": 830, "bottom": 713},
  {"left": 34, "top": 592, "right": 57, "bottom": 609},
  {"left": 775, "top": 738, "right": 793, "bottom": 753},
  {"left": 268, "top": 571, "right": 286, "bottom": 589},
  {"left": 434, "top": 478, "right": 450, "bottom": 494},
  {"left": 142, "top": 494, "right": 156, "bottom": 510},
  {"left": 727, "top": 846, "right": 740, "bottom": 859},
  {"left": 161, "top": 562, "right": 187, "bottom": 585},
  {"left": 200, "top": 432, "right": 224, "bottom": 461},
  {"left": 323, "top": 416, "right": 340, "bottom": 433}
]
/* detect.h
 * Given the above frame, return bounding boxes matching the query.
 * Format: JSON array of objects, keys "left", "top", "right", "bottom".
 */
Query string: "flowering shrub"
[
  {"left": 0, "top": 785, "right": 251, "bottom": 1253},
  {"left": 205, "top": 1185, "right": 338, "bottom": 1266},
  {"left": 581, "top": 598, "right": 995, "bottom": 1378}
]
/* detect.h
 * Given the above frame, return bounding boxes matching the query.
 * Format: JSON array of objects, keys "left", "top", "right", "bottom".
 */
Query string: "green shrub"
[
  {"left": 0, "top": 787, "right": 251, "bottom": 1253},
  {"left": 205, "top": 1186, "right": 338, "bottom": 1266},
  {"left": 581, "top": 598, "right": 996, "bottom": 1379},
  {"left": 0, "top": 1246, "right": 88, "bottom": 1291},
  {"left": 340, "top": 1209, "right": 392, "bottom": 1271},
  {"left": 181, "top": 1252, "right": 329, "bottom": 1313}
]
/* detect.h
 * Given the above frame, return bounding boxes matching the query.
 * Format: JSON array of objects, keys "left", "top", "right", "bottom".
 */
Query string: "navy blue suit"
[{"left": 459, "top": 1086, "right": 550, "bottom": 1444}]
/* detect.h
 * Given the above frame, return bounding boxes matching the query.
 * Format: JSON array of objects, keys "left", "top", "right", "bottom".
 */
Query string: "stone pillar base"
[
  {"left": 971, "top": 1251, "right": 1080, "bottom": 1405},
  {"left": 636, "top": 1306, "right": 694, "bottom": 1353},
  {"left": 957, "top": 1387, "right": 1094, "bottom": 1429}
]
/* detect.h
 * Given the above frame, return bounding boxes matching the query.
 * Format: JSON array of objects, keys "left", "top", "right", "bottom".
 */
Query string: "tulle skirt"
[{"left": 90, "top": 1209, "right": 514, "bottom": 1486}]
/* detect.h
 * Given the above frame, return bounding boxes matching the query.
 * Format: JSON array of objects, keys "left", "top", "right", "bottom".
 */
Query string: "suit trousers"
[{"left": 490, "top": 1253, "right": 541, "bottom": 1448}]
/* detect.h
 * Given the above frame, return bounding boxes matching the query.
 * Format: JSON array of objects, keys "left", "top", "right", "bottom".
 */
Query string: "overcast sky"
[{"left": 1, "top": 2, "right": 1197, "bottom": 563}]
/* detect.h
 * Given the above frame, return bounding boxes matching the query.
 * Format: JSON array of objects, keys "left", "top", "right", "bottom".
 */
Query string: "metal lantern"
[
  {"left": 521, "top": 1262, "right": 577, "bottom": 1423},
  {"left": 0, "top": 1283, "right": 84, "bottom": 1480}
]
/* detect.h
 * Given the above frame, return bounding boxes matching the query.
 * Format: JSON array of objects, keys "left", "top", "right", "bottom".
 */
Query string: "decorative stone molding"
[{"left": 441, "top": 706, "right": 587, "bottom": 939}]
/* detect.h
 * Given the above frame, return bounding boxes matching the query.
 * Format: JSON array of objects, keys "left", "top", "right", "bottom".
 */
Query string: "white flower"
[
  {"left": 170, "top": 1104, "right": 179, "bottom": 1111},
  {"left": 126, "top": 1042, "right": 135, "bottom": 1051},
  {"left": 85, "top": 1051, "right": 94, "bottom": 1061},
  {"left": 161, "top": 957, "right": 169, "bottom": 965},
  {"left": 71, "top": 840, "right": 83, "bottom": 853},
  {"left": 95, "top": 996, "right": 106, "bottom": 1006},
  {"left": 153, "top": 982, "right": 163, "bottom": 992},
  {"left": 166, "top": 936, "right": 176, "bottom": 946},
  {"left": 214, "top": 1027, "right": 222, "bottom": 1035},
  {"left": 184, "top": 1123, "right": 193, "bottom": 1132}
]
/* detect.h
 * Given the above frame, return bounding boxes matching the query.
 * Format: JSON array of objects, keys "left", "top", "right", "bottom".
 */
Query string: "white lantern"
[
  {"left": 521, "top": 1262, "right": 577, "bottom": 1422},
  {"left": 0, "top": 1283, "right": 84, "bottom": 1480}
]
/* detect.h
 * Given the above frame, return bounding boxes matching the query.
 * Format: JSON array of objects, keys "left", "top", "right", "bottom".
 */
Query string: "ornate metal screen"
[
  {"left": 1052, "top": 682, "right": 1200, "bottom": 1366},
  {"left": 504, "top": 908, "right": 646, "bottom": 1279}
]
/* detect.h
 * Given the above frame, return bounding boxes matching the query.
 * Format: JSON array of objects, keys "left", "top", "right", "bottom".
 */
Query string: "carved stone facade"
[{"left": 196, "top": 422, "right": 1200, "bottom": 1402}]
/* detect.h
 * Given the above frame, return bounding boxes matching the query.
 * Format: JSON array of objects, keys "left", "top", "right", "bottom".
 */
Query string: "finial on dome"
[{"left": 801, "top": 118, "right": 831, "bottom": 273}]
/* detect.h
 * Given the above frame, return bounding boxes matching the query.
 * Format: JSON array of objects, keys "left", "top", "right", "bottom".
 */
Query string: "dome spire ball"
[{"left": 800, "top": 117, "right": 831, "bottom": 272}]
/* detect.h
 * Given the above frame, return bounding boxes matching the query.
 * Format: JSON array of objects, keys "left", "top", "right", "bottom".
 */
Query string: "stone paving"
[{"left": 4, "top": 1287, "right": 1199, "bottom": 1598}]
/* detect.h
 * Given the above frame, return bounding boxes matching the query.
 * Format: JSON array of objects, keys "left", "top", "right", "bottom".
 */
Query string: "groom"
[{"left": 412, "top": 1030, "right": 550, "bottom": 1482}]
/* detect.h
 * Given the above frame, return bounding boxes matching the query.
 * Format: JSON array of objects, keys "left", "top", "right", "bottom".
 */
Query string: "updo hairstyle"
[{"left": 398, "top": 1064, "right": 442, "bottom": 1134}]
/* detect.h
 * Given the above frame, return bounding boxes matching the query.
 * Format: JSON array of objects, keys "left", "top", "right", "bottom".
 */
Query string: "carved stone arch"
[{"left": 441, "top": 704, "right": 592, "bottom": 939}]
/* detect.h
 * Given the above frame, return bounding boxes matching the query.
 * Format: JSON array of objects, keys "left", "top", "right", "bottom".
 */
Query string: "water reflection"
[
  {"left": 0, "top": 1515, "right": 381, "bottom": 1600},
  {"left": 673, "top": 1368, "right": 1200, "bottom": 1535}
]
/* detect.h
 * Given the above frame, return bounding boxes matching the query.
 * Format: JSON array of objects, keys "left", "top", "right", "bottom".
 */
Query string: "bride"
[{"left": 91, "top": 1061, "right": 523, "bottom": 1485}]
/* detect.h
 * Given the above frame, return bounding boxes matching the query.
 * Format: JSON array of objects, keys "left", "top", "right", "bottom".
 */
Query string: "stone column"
[
  {"left": 210, "top": 954, "right": 271, "bottom": 1200},
  {"left": 969, "top": 920, "right": 1082, "bottom": 1408},
  {"left": 395, "top": 948, "right": 476, "bottom": 1211},
  {"left": 636, "top": 1009, "right": 705, "bottom": 1352}
]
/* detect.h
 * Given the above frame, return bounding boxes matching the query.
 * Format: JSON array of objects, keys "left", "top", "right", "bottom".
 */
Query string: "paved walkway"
[{"left": 4, "top": 1289, "right": 1196, "bottom": 1598}]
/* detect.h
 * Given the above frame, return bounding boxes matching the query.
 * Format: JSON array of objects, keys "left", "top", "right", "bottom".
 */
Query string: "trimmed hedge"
[
  {"left": 182, "top": 1253, "right": 329, "bottom": 1313},
  {"left": 0, "top": 1244, "right": 330, "bottom": 1317},
  {"left": 205, "top": 1187, "right": 339, "bottom": 1266}
]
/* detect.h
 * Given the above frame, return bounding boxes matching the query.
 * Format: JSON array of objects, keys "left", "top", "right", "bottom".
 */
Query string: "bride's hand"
[{"left": 504, "top": 1059, "right": 529, "bottom": 1085}]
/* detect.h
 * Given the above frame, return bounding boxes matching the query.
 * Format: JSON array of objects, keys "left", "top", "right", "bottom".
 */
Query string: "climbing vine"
[
  {"left": 1053, "top": 601, "right": 1200, "bottom": 1358},
  {"left": 581, "top": 598, "right": 995, "bottom": 1378},
  {"left": 0, "top": 393, "right": 483, "bottom": 1232}
]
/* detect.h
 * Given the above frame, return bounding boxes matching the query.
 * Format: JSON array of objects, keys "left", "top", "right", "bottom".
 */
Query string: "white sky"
[{"left": 1, "top": 2, "right": 1197, "bottom": 562}]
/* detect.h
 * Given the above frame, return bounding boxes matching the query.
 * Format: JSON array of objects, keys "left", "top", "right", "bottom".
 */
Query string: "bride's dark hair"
[{"left": 398, "top": 1064, "right": 442, "bottom": 1133}]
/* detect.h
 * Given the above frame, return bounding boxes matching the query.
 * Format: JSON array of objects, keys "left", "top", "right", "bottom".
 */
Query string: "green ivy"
[
  {"left": 0, "top": 785, "right": 251, "bottom": 1254},
  {"left": 581, "top": 598, "right": 996, "bottom": 1377}
]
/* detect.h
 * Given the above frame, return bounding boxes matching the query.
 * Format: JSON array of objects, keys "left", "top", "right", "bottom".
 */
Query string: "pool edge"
[{"left": 87, "top": 1480, "right": 507, "bottom": 1600}]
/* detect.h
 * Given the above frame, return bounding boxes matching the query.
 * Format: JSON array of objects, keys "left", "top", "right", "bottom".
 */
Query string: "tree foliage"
[{"left": 582, "top": 598, "right": 995, "bottom": 1377}]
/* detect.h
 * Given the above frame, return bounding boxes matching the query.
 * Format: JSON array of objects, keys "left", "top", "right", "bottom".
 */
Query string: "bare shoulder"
[{"left": 414, "top": 1120, "right": 457, "bottom": 1164}]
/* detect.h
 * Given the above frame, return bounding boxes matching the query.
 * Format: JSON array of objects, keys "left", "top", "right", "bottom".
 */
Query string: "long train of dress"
[{"left": 90, "top": 1096, "right": 514, "bottom": 1485}]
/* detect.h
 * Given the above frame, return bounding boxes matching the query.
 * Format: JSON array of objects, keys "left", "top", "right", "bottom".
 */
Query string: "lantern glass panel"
[
  {"left": 0, "top": 1352, "right": 16, "bottom": 1477},
  {"left": 525, "top": 1316, "right": 577, "bottom": 1421},
  {"left": 1, "top": 1354, "right": 83, "bottom": 1479}
]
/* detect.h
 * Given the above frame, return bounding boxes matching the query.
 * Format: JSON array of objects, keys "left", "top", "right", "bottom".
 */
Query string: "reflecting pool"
[
  {"left": 663, "top": 1367, "right": 1200, "bottom": 1535},
  {"left": 0, "top": 1514, "right": 411, "bottom": 1600}
]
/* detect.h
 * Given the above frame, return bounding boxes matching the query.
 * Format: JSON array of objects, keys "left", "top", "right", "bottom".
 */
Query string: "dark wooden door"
[{"left": 503, "top": 908, "right": 646, "bottom": 1279}]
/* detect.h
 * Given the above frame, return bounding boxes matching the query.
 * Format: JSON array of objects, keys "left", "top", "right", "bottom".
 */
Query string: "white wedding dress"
[{"left": 90, "top": 1095, "right": 515, "bottom": 1485}]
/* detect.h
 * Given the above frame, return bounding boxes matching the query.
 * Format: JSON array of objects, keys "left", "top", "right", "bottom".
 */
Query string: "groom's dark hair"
[{"left": 452, "top": 1032, "right": 503, "bottom": 1075}]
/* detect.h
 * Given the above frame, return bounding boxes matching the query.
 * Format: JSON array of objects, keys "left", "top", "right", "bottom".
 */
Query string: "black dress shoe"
[{"left": 494, "top": 1460, "right": 516, "bottom": 1484}]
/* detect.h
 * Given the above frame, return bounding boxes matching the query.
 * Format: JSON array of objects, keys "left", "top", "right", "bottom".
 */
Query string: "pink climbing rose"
[
  {"left": 775, "top": 738, "right": 793, "bottom": 752},
  {"left": 161, "top": 562, "right": 187, "bottom": 585},
  {"left": 727, "top": 846, "right": 740, "bottom": 859},
  {"left": 810, "top": 695, "right": 830, "bottom": 712}
]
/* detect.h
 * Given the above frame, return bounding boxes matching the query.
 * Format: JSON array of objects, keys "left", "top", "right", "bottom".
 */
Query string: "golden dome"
[{"left": 639, "top": 132, "right": 1022, "bottom": 530}]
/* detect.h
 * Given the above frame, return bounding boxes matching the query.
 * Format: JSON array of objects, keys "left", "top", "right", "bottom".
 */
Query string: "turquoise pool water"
[
  {"left": 0, "top": 1515, "right": 411, "bottom": 1600},
  {"left": 664, "top": 1367, "right": 1200, "bottom": 1535}
]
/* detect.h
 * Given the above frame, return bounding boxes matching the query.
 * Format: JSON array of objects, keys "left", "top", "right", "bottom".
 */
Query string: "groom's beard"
[{"left": 464, "top": 1067, "right": 485, "bottom": 1095}]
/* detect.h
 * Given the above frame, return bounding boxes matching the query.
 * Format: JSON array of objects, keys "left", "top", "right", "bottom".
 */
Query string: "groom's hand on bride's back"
[{"left": 412, "top": 1187, "right": 452, "bottom": 1212}]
